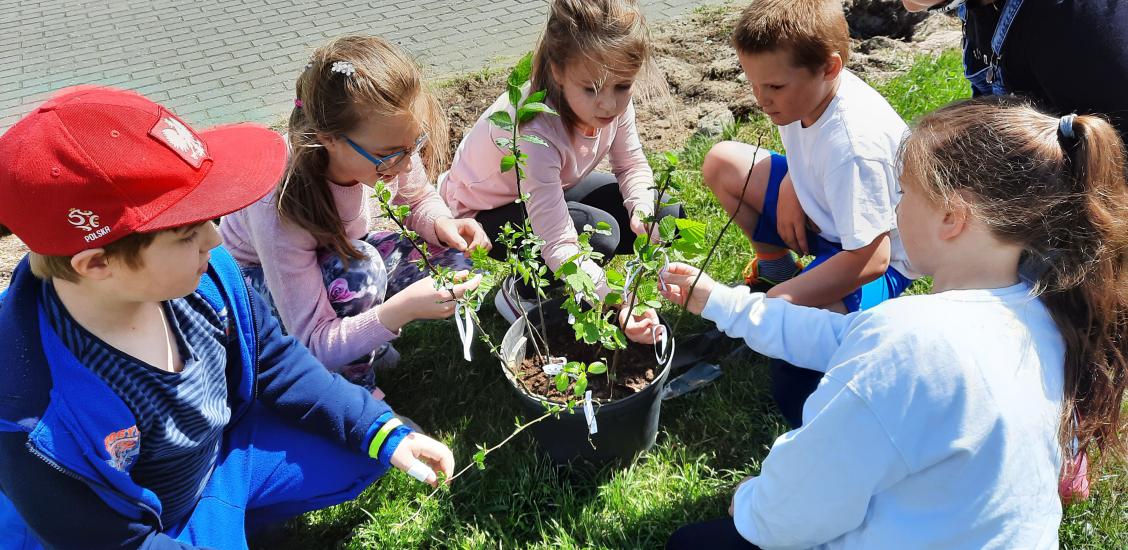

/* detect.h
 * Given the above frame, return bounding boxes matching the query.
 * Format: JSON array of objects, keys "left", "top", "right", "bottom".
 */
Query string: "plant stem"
[
  {"left": 377, "top": 202, "right": 507, "bottom": 363},
  {"left": 393, "top": 408, "right": 558, "bottom": 528},
  {"left": 672, "top": 129, "right": 768, "bottom": 336},
  {"left": 510, "top": 119, "right": 552, "bottom": 359}
]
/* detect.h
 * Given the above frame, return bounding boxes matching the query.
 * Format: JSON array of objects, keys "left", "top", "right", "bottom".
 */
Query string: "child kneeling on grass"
[
  {"left": 702, "top": 0, "right": 918, "bottom": 428},
  {"left": 439, "top": 0, "right": 677, "bottom": 341},
  {"left": 0, "top": 87, "right": 453, "bottom": 549},
  {"left": 220, "top": 35, "right": 487, "bottom": 393},
  {"left": 661, "top": 97, "right": 1128, "bottom": 549}
]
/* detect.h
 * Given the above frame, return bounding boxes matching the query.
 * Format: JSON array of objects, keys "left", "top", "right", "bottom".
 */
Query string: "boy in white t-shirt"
[{"left": 701, "top": 0, "right": 917, "bottom": 428}]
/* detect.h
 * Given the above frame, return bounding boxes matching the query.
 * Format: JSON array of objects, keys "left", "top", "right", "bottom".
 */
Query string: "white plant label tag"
[
  {"left": 406, "top": 458, "right": 435, "bottom": 483},
  {"left": 583, "top": 390, "right": 598, "bottom": 435},
  {"left": 454, "top": 303, "right": 473, "bottom": 362},
  {"left": 542, "top": 357, "right": 566, "bottom": 376}
]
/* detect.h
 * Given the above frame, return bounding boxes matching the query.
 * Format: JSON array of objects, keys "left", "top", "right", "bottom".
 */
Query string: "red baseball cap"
[{"left": 0, "top": 86, "right": 287, "bottom": 255}]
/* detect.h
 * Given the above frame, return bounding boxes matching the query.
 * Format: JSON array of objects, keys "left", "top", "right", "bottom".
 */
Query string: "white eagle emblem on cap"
[
  {"left": 161, "top": 117, "right": 205, "bottom": 161},
  {"left": 149, "top": 112, "right": 208, "bottom": 168}
]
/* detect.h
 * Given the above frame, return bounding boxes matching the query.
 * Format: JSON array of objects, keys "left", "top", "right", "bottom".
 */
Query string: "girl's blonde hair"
[
  {"left": 901, "top": 96, "right": 1128, "bottom": 465},
  {"left": 281, "top": 35, "right": 449, "bottom": 261},
  {"left": 530, "top": 0, "right": 663, "bottom": 134}
]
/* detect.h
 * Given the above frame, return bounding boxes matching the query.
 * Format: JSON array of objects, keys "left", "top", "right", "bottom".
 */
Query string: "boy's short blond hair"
[
  {"left": 732, "top": 0, "right": 850, "bottom": 72},
  {"left": 0, "top": 224, "right": 183, "bottom": 283}
]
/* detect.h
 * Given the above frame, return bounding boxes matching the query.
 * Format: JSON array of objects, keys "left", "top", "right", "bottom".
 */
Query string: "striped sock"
[{"left": 755, "top": 251, "right": 800, "bottom": 284}]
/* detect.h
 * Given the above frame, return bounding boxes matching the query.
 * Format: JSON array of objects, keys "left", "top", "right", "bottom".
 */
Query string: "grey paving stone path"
[{"left": 1, "top": 0, "right": 726, "bottom": 131}]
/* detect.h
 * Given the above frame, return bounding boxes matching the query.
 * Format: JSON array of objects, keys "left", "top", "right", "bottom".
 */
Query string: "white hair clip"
[{"left": 331, "top": 61, "right": 356, "bottom": 76}]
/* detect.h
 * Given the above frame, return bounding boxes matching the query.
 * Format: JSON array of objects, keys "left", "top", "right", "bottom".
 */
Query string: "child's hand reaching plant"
[
  {"left": 619, "top": 305, "right": 660, "bottom": 344},
  {"left": 390, "top": 431, "right": 456, "bottom": 488},
  {"left": 379, "top": 272, "right": 482, "bottom": 330},
  {"left": 434, "top": 216, "right": 492, "bottom": 253},
  {"left": 658, "top": 262, "right": 716, "bottom": 315}
]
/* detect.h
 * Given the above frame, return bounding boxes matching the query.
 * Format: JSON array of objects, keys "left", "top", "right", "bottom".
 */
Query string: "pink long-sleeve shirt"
[
  {"left": 441, "top": 94, "right": 655, "bottom": 297},
  {"left": 220, "top": 153, "right": 453, "bottom": 370}
]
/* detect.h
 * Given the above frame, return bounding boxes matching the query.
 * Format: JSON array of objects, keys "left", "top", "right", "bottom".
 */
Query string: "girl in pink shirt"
[
  {"left": 221, "top": 36, "right": 488, "bottom": 390},
  {"left": 441, "top": 0, "right": 681, "bottom": 340}
]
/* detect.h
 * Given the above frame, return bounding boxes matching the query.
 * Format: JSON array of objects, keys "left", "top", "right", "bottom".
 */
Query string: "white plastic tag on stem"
[
  {"left": 406, "top": 458, "right": 436, "bottom": 483},
  {"left": 658, "top": 250, "right": 672, "bottom": 292},
  {"left": 542, "top": 357, "right": 566, "bottom": 376},
  {"left": 652, "top": 324, "right": 674, "bottom": 366},
  {"left": 583, "top": 390, "right": 598, "bottom": 435},
  {"left": 622, "top": 261, "right": 640, "bottom": 295},
  {"left": 454, "top": 302, "right": 473, "bottom": 362}
]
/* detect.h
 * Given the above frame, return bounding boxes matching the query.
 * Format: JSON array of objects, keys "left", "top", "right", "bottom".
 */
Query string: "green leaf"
[
  {"left": 574, "top": 374, "right": 588, "bottom": 397},
  {"left": 508, "top": 52, "right": 533, "bottom": 89},
  {"left": 473, "top": 449, "right": 487, "bottom": 470},
  {"left": 604, "top": 292, "right": 623, "bottom": 306},
  {"left": 663, "top": 151, "right": 679, "bottom": 167},
  {"left": 675, "top": 218, "right": 706, "bottom": 243},
  {"left": 587, "top": 361, "right": 607, "bottom": 375},
  {"left": 518, "top": 134, "right": 548, "bottom": 147},
  {"left": 555, "top": 373, "right": 569, "bottom": 392},
  {"left": 494, "top": 137, "right": 513, "bottom": 150},
  {"left": 521, "top": 102, "right": 555, "bottom": 115},
  {"left": 605, "top": 269, "right": 625, "bottom": 287},
  {"left": 582, "top": 322, "right": 601, "bottom": 344},
  {"left": 489, "top": 110, "right": 514, "bottom": 132},
  {"left": 565, "top": 361, "right": 584, "bottom": 374},
  {"left": 528, "top": 89, "right": 547, "bottom": 104},
  {"left": 500, "top": 155, "right": 517, "bottom": 172},
  {"left": 508, "top": 85, "right": 522, "bottom": 110},
  {"left": 659, "top": 215, "right": 678, "bottom": 241},
  {"left": 633, "top": 233, "right": 648, "bottom": 256}
]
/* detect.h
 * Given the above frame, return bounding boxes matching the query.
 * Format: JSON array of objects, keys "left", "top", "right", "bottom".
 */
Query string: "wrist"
[{"left": 376, "top": 301, "right": 407, "bottom": 332}]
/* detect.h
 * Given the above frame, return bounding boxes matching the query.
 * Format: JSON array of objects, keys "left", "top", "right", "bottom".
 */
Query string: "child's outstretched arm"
[
  {"left": 661, "top": 262, "right": 854, "bottom": 371},
  {"left": 769, "top": 232, "right": 892, "bottom": 309},
  {"left": 249, "top": 283, "right": 454, "bottom": 483}
]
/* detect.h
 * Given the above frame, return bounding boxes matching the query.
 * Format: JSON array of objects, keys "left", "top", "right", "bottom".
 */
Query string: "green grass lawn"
[{"left": 273, "top": 51, "right": 1127, "bottom": 549}]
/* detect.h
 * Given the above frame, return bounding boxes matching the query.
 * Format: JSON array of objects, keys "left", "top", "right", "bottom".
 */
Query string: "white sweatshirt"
[{"left": 702, "top": 283, "right": 1065, "bottom": 549}]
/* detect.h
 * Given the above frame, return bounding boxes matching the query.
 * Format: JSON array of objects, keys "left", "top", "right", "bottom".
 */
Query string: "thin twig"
[
  {"left": 393, "top": 409, "right": 557, "bottom": 528},
  {"left": 672, "top": 129, "right": 768, "bottom": 336}
]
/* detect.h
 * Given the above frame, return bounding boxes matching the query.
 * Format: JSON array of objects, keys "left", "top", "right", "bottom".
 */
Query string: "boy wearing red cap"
[{"left": 0, "top": 87, "right": 454, "bottom": 549}]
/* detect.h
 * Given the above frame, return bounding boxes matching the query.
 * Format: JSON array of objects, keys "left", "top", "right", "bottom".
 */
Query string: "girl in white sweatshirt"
[{"left": 660, "top": 96, "right": 1128, "bottom": 549}]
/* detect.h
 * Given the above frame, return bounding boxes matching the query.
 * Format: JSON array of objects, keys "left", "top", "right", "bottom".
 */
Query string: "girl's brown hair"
[
  {"left": 281, "top": 35, "right": 449, "bottom": 262},
  {"left": 901, "top": 96, "right": 1128, "bottom": 465},
  {"left": 530, "top": 0, "right": 661, "bottom": 135}
]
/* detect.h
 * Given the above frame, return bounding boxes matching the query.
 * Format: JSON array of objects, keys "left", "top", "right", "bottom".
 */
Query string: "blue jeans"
[
  {"left": 752, "top": 153, "right": 913, "bottom": 429},
  {"left": 169, "top": 403, "right": 387, "bottom": 548}
]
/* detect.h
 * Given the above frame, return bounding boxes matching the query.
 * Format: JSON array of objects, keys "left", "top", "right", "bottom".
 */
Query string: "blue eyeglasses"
[{"left": 344, "top": 133, "right": 427, "bottom": 173}]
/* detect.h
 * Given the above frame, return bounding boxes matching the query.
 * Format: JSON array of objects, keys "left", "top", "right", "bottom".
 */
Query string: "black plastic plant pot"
[{"left": 499, "top": 315, "right": 675, "bottom": 465}]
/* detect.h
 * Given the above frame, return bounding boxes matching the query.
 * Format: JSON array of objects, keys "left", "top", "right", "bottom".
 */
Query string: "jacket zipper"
[{"left": 25, "top": 441, "right": 164, "bottom": 531}]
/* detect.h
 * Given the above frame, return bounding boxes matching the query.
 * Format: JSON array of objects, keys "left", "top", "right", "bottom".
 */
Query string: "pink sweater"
[
  {"left": 220, "top": 153, "right": 453, "bottom": 370},
  {"left": 441, "top": 93, "right": 655, "bottom": 296}
]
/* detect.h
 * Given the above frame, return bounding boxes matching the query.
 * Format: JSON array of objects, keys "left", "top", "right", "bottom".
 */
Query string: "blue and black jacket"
[{"left": 0, "top": 247, "right": 408, "bottom": 549}]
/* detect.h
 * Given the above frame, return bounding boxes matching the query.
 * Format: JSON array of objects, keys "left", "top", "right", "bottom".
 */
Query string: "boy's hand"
[
  {"left": 390, "top": 432, "right": 455, "bottom": 487},
  {"left": 619, "top": 305, "right": 660, "bottom": 344},
  {"left": 379, "top": 272, "right": 481, "bottom": 330},
  {"left": 776, "top": 175, "right": 814, "bottom": 256},
  {"left": 658, "top": 262, "right": 715, "bottom": 315},
  {"left": 435, "top": 217, "right": 492, "bottom": 252}
]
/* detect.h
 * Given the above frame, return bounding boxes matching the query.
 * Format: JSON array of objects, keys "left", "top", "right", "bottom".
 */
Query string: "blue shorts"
[{"left": 751, "top": 153, "right": 913, "bottom": 313}]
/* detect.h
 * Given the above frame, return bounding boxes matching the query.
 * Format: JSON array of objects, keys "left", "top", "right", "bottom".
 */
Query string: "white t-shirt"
[
  {"left": 702, "top": 283, "right": 1065, "bottom": 549},
  {"left": 779, "top": 70, "right": 915, "bottom": 278}
]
